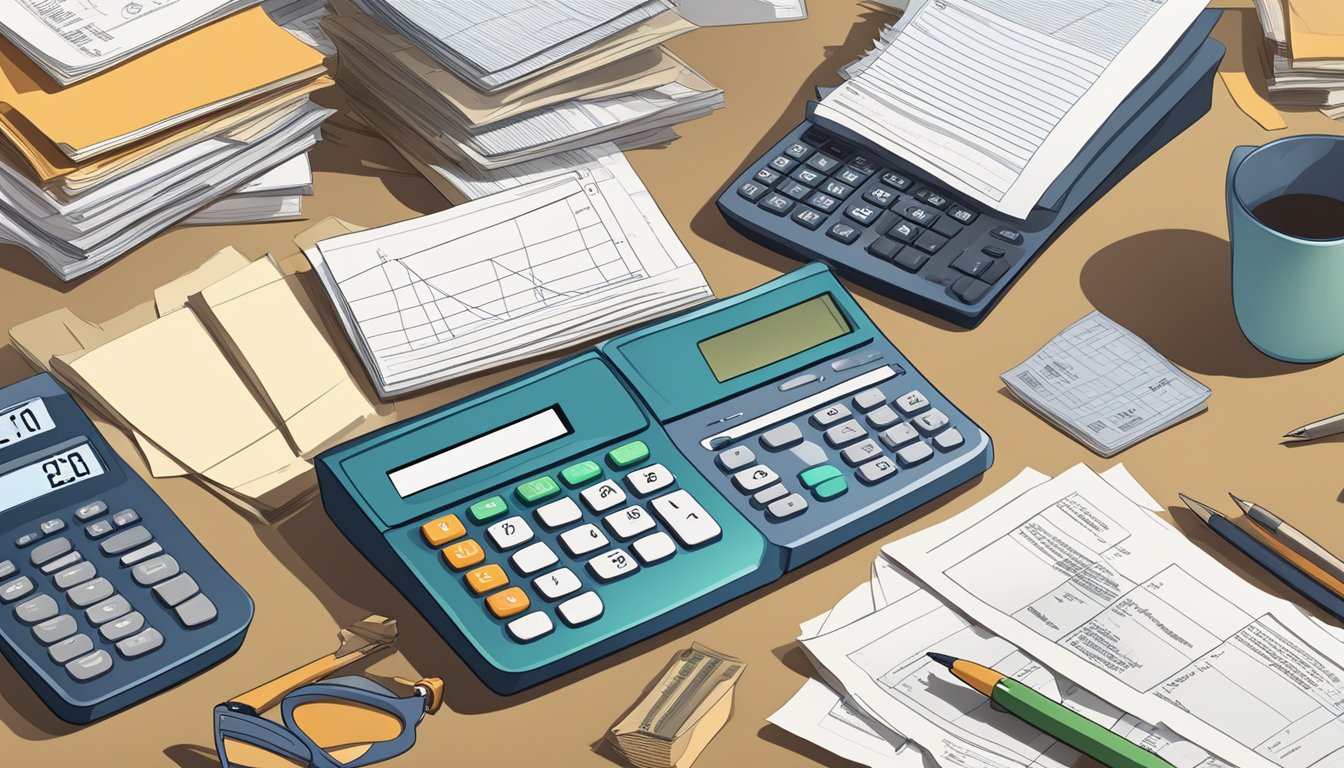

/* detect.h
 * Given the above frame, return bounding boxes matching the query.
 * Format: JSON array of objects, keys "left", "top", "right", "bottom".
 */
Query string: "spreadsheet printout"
[
  {"left": 814, "top": 0, "right": 1208, "bottom": 218},
  {"left": 885, "top": 464, "right": 1344, "bottom": 768}
]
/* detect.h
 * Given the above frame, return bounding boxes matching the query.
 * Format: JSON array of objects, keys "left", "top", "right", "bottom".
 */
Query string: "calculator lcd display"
[
  {"left": 388, "top": 407, "right": 572, "bottom": 498},
  {"left": 0, "top": 442, "right": 105, "bottom": 514},
  {"left": 697, "top": 295, "right": 851, "bottom": 382},
  {"left": 0, "top": 397, "right": 56, "bottom": 450}
]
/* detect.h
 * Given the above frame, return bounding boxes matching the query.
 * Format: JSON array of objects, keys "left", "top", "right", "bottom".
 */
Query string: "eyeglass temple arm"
[{"left": 230, "top": 615, "right": 398, "bottom": 714}]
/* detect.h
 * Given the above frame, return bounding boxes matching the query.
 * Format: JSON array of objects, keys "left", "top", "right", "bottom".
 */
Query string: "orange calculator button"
[
  {"left": 465, "top": 564, "right": 508, "bottom": 594},
  {"left": 421, "top": 514, "right": 466, "bottom": 547},
  {"left": 486, "top": 588, "right": 531, "bottom": 618},
  {"left": 443, "top": 539, "right": 485, "bottom": 570}
]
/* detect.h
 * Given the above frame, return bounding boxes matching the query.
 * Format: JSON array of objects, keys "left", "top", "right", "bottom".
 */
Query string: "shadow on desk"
[{"left": 1080, "top": 229, "right": 1320, "bottom": 378}]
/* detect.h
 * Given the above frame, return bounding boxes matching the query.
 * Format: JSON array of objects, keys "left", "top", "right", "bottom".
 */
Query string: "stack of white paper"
[
  {"left": 1251, "top": 0, "right": 1344, "bottom": 119},
  {"left": 304, "top": 165, "right": 713, "bottom": 398},
  {"left": 186, "top": 154, "right": 315, "bottom": 225},
  {"left": 772, "top": 466, "right": 1239, "bottom": 768}
]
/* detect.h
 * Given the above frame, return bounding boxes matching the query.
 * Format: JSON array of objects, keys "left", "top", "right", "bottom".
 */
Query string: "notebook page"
[{"left": 815, "top": 0, "right": 1207, "bottom": 219}]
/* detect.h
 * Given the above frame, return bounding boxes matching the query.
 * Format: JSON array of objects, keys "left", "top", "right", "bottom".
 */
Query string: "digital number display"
[
  {"left": 0, "top": 398, "right": 55, "bottom": 450},
  {"left": 388, "top": 407, "right": 572, "bottom": 498},
  {"left": 0, "top": 442, "right": 106, "bottom": 514},
  {"left": 697, "top": 295, "right": 852, "bottom": 382}
]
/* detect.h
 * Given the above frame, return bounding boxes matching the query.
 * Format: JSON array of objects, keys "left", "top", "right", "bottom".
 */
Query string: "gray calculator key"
[
  {"left": 132, "top": 555, "right": 180, "bottom": 586},
  {"left": 85, "top": 520, "right": 114, "bottom": 539},
  {"left": 733, "top": 465, "right": 780, "bottom": 493},
  {"left": 857, "top": 457, "right": 898, "bottom": 485},
  {"left": 100, "top": 526, "right": 152, "bottom": 555},
  {"left": 87, "top": 595, "right": 132, "bottom": 625},
  {"left": 55, "top": 561, "right": 97, "bottom": 590},
  {"left": 897, "top": 442, "right": 935, "bottom": 467},
  {"left": 120, "top": 543, "right": 163, "bottom": 566},
  {"left": 0, "top": 560, "right": 12, "bottom": 579},
  {"left": 50, "top": 634, "right": 93, "bottom": 664},
  {"left": 41, "top": 551, "right": 81, "bottom": 574},
  {"left": 752, "top": 484, "right": 789, "bottom": 508},
  {"left": 867, "top": 405, "right": 901, "bottom": 430},
  {"left": 934, "top": 428, "right": 965, "bottom": 451},
  {"left": 913, "top": 408, "right": 949, "bottom": 434},
  {"left": 16, "top": 594, "right": 58, "bottom": 624},
  {"left": 100, "top": 612, "right": 145, "bottom": 642},
  {"left": 841, "top": 439, "right": 883, "bottom": 466},
  {"left": 175, "top": 594, "right": 218, "bottom": 628},
  {"left": 66, "top": 650, "right": 113, "bottom": 682},
  {"left": 767, "top": 494, "right": 809, "bottom": 520},
  {"left": 116, "top": 628, "right": 164, "bottom": 659},
  {"left": 824, "top": 420, "right": 867, "bottom": 448},
  {"left": 881, "top": 423, "right": 921, "bottom": 449},
  {"left": 737, "top": 180, "right": 769, "bottom": 202},
  {"left": 810, "top": 404, "right": 851, "bottom": 428},
  {"left": 852, "top": 388, "right": 887, "bottom": 412},
  {"left": 759, "top": 193, "right": 794, "bottom": 216},
  {"left": 40, "top": 519, "right": 66, "bottom": 535},
  {"left": 34, "top": 615, "right": 77, "bottom": 644},
  {"left": 31, "top": 537, "right": 73, "bottom": 566},
  {"left": 716, "top": 446, "right": 756, "bottom": 472},
  {"left": 15, "top": 532, "right": 40, "bottom": 548},
  {"left": 1, "top": 576, "right": 34, "bottom": 603},
  {"left": 112, "top": 509, "right": 140, "bottom": 528},
  {"left": 761, "top": 423, "right": 803, "bottom": 450},
  {"left": 75, "top": 501, "right": 108, "bottom": 520},
  {"left": 895, "top": 391, "right": 931, "bottom": 415},
  {"left": 154, "top": 574, "right": 199, "bottom": 608},
  {"left": 68, "top": 578, "right": 114, "bottom": 607}
]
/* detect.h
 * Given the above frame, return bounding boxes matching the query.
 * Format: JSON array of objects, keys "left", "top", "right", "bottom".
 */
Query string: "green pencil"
[{"left": 927, "top": 653, "right": 1177, "bottom": 768}]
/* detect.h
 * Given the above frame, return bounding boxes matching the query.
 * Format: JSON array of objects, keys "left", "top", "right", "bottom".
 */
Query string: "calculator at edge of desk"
[
  {"left": 318, "top": 264, "right": 992, "bottom": 694},
  {"left": 0, "top": 374, "right": 252, "bottom": 723},
  {"left": 718, "top": 9, "right": 1225, "bottom": 327}
]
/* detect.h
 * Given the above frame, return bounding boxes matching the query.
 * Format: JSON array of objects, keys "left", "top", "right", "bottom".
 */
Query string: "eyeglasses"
[{"left": 213, "top": 615, "right": 443, "bottom": 768}]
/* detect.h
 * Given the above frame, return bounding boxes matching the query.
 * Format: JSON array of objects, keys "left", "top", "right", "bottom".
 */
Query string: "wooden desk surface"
[{"left": 3, "top": 5, "right": 1342, "bottom": 767}]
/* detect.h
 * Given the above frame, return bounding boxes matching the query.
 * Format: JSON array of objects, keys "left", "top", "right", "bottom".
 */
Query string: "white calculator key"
[
  {"left": 632, "top": 532, "right": 676, "bottom": 564},
  {"left": 580, "top": 480, "right": 627, "bottom": 512},
  {"left": 559, "top": 524, "right": 609, "bottom": 556},
  {"left": 604, "top": 506, "right": 656, "bottom": 540},
  {"left": 732, "top": 465, "right": 779, "bottom": 492},
  {"left": 557, "top": 592, "right": 604, "bottom": 626},
  {"left": 650, "top": 490, "right": 721, "bottom": 548},
  {"left": 823, "top": 420, "right": 867, "bottom": 448},
  {"left": 934, "top": 428, "right": 965, "bottom": 451},
  {"left": 536, "top": 497, "right": 582, "bottom": 529},
  {"left": 897, "top": 442, "right": 935, "bottom": 467},
  {"left": 625, "top": 464, "right": 674, "bottom": 496},
  {"left": 895, "top": 390, "right": 931, "bottom": 415},
  {"left": 588, "top": 549, "right": 640, "bottom": 582},
  {"left": 534, "top": 568, "right": 583, "bottom": 600},
  {"left": 913, "top": 408, "right": 949, "bottom": 434},
  {"left": 716, "top": 446, "right": 755, "bottom": 472},
  {"left": 852, "top": 388, "right": 887, "bottom": 412},
  {"left": 810, "top": 404, "right": 851, "bottom": 427},
  {"left": 751, "top": 484, "right": 788, "bottom": 509},
  {"left": 510, "top": 542, "right": 559, "bottom": 575},
  {"left": 880, "top": 423, "right": 920, "bottom": 449},
  {"left": 507, "top": 612, "right": 554, "bottom": 643},
  {"left": 486, "top": 517, "right": 534, "bottom": 550}
]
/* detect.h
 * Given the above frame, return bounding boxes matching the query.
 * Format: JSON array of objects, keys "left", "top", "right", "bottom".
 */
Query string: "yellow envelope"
[{"left": 1288, "top": 0, "right": 1344, "bottom": 60}]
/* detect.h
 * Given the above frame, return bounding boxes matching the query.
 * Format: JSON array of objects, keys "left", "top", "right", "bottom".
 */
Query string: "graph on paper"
[{"left": 309, "top": 171, "right": 712, "bottom": 396}]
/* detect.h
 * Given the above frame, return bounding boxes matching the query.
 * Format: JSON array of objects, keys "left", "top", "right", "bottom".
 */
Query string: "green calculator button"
[
  {"left": 799, "top": 465, "right": 843, "bottom": 489},
  {"left": 607, "top": 440, "right": 650, "bottom": 469},
  {"left": 469, "top": 496, "right": 508, "bottom": 523},
  {"left": 813, "top": 477, "right": 849, "bottom": 500},
  {"left": 560, "top": 461, "right": 602, "bottom": 487},
  {"left": 515, "top": 476, "right": 560, "bottom": 504}
]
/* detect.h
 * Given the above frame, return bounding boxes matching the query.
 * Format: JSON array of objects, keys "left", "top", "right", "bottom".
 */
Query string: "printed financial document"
[
  {"left": 815, "top": 0, "right": 1208, "bottom": 218},
  {"left": 887, "top": 464, "right": 1344, "bottom": 768}
]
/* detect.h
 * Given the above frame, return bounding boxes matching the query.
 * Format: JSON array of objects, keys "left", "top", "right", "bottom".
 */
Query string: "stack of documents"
[
  {"left": 185, "top": 155, "right": 314, "bottom": 226},
  {"left": 321, "top": 0, "right": 720, "bottom": 196},
  {"left": 1252, "top": 0, "right": 1344, "bottom": 119},
  {"left": 0, "top": 7, "right": 333, "bottom": 281},
  {"left": 816, "top": 0, "right": 1208, "bottom": 218},
  {"left": 773, "top": 465, "right": 1249, "bottom": 768},
  {"left": 301, "top": 163, "right": 714, "bottom": 398},
  {"left": 10, "top": 249, "right": 393, "bottom": 521},
  {"left": 264, "top": 0, "right": 337, "bottom": 54},
  {"left": 1001, "top": 311, "right": 1211, "bottom": 457}
]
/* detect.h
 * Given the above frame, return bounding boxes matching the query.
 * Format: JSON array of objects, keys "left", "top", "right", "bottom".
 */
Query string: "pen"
[
  {"left": 1231, "top": 493, "right": 1344, "bottom": 585},
  {"left": 1180, "top": 494, "right": 1344, "bottom": 622},
  {"left": 926, "top": 654, "right": 1177, "bottom": 768},
  {"left": 1284, "top": 412, "right": 1344, "bottom": 441}
]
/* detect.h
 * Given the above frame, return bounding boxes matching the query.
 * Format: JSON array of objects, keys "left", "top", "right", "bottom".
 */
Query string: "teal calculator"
[{"left": 317, "top": 264, "right": 992, "bottom": 693}]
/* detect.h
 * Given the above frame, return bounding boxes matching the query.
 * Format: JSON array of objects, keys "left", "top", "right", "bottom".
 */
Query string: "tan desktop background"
[{"left": 1, "top": 4, "right": 1342, "bottom": 767}]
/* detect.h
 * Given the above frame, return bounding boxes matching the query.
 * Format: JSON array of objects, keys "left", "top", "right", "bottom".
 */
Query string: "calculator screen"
[
  {"left": 697, "top": 295, "right": 850, "bottom": 382},
  {"left": 0, "top": 397, "right": 56, "bottom": 450},
  {"left": 0, "top": 442, "right": 106, "bottom": 514},
  {"left": 389, "top": 407, "right": 572, "bottom": 498}
]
